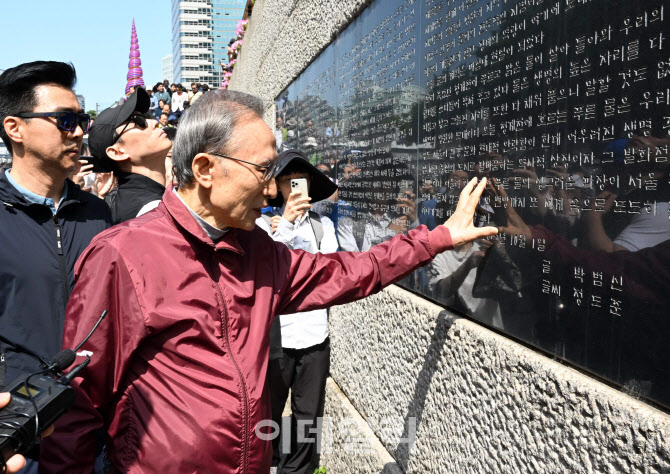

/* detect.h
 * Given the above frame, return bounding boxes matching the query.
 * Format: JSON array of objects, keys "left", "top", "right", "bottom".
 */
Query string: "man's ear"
[
  {"left": 192, "top": 153, "right": 217, "bottom": 189},
  {"left": 105, "top": 144, "right": 131, "bottom": 164},
  {"left": 3, "top": 117, "right": 23, "bottom": 146}
]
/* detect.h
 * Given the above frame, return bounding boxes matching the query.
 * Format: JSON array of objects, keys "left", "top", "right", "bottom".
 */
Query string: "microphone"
[
  {"left": 0, "top": 310, "right": 108, "bottom": 466},
  {"left": 74, "top": 310, "right": 107, "bottom": 352},
  {"left": 47, "top": 350, "right": 76, "bottom": 373}
]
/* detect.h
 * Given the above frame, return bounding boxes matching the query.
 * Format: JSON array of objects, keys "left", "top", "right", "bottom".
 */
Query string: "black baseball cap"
[
  {"left": 268, "top": 149, "right": 338, "bottom": 207},
  {"left": 88, "top": 88, "right": 151, "bottom": 171}
]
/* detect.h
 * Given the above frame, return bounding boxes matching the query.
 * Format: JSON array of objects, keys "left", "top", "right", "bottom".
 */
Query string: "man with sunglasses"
[
  {"left": 0, "top": 61, "right": 111, "bottom": 472},
  {"left": 88, "top": 87, "right": 172, "bottom": 225},
  {"left": 41, "top": 89, "right": 497, "bottom": 473}
]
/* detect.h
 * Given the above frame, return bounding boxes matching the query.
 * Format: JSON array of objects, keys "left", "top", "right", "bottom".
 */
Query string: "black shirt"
[{"left": 110, "top": 172, "right": 165, "bottom": 225}]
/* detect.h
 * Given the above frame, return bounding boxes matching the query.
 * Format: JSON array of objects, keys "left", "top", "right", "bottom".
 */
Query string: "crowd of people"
[
  {"left": 69, "top": 79, "right": 212, "bottom": 218},
  {"left": 143, "top": 80, "right": 209, "bottom": 128},
  {"left": 275, "top": 79, "right": 670, "bottom": 410},
  {"left": 0, "top": 60, "right": 495, "bottom": 474}
]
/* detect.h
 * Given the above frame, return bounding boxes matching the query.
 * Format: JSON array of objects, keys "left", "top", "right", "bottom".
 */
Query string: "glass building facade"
[{"left": 171, "top": 0, "right": 246, "bottom": 87}]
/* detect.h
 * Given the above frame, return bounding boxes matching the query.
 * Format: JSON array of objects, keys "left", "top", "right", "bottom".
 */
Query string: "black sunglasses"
[
  {"left": 16, "top": 111, "right": 91, "bottom": 133},
  {"left": 113, "top": 114, "right": 148, "bottom": 143}
]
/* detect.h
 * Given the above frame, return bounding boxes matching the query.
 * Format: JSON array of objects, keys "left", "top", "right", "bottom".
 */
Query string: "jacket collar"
[
  {"left": 0, "top": 168, "right": 82, "bottom": 212},
  {"left": 116, "top": 172, "right": 166, "bottom": 195},
  {"left": 161, "top": 185, "right": 245, "bottom": 255}
]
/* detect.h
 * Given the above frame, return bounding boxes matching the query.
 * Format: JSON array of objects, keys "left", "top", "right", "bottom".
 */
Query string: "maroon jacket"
[{"left": 40, "top": 189, "right": 453, "bottom": 473}]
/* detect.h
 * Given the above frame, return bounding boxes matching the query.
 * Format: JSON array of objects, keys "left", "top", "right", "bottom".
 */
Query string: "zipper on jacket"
[
  {"left": 0, "top": 353, "right": 5, "bottom": 387},
  {"left": 213, "top": 280, "right": 250, "bottom": 473},
  {"left": 52, "top": 215, "right": 70, "bottom": 308}
]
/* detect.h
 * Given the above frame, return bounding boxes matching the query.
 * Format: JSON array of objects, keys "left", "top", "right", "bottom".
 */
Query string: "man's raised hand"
[{"left": 443, "top": 177, "right": 498, "bottom": 247}]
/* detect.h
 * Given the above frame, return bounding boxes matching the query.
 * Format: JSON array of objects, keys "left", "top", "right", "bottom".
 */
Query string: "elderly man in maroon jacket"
[{"left": 40, "top": 90, "right": 497, "bottom": 473}]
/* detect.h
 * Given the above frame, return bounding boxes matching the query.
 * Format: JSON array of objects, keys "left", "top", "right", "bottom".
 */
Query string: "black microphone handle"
[{"left": 58, "top": 357, "right": 91, "bottom": 386}]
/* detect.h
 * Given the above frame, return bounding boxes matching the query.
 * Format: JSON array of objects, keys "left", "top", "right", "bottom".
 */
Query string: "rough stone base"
[
  {"left": 319, "top": 378, "right": 402, "bottom": 474},
  {"left": 327, "top": 285, "right": 670, "bottom": 473}
]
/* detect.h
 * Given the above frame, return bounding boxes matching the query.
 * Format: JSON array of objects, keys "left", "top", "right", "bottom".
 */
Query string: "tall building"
[
  {"left": 212, "top": 0, "right": 247, "bottom": 80},
  {"left": 162, "top": 54, "right": 174, "bottom": 83},
  {"left": 76, "top": 94, "right": 86, "bottom": 112},
  {"left": 171, "top": 0, "right": 246, "bottom": 88}
]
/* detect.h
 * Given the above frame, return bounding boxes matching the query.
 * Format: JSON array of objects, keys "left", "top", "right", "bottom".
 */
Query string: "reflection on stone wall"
[{"left": 275, "top": 0, "right": 670, "bottom": 409}]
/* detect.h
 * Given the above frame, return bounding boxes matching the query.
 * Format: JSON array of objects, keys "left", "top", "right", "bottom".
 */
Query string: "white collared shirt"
[{"left": 256, "top": 208, "right": 338, "bottom": 349}]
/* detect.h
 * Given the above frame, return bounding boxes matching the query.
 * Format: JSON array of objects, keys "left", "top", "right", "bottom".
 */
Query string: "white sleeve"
[
  {"left": 136, "top": 200, "right": 161, "bottom": 217},
  {"left": 613, "top": 203, "right": 670, "bottom": 252},
  {"left": 319, "top": 216, "right": 339, "bottom": 254},
  {"left": 273, "top": 217, "right": 297, "bottom": 248},
  {"left": 425, "top": 251, "right": 451, "bottom": 293},
  {"left": 274, "top": 217, "right": 313, "bottom": 251},
  {"left": 361, "top": 222, "right": 376, "bottom": 251},
  {"left": 336, "top": 216, "right": 360, "bottom": 252},
  {"left": 256, "top": 215, "right": 311, "bottom": 251}
]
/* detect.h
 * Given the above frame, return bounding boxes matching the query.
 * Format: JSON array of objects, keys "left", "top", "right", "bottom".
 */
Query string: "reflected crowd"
[{"left": 273, "top": 0, "right": 670, "bottom": 407}]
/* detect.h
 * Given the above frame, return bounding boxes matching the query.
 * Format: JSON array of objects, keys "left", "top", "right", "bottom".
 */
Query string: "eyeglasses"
[
  {"left": 210, "top": 152, "right": 279, "bottom": 181},
  {"left": 113, "top": 113, "right": 148, "bottom": 144},
  {"left": 15, "top": 111, "right": 91, "bottom": 133}
]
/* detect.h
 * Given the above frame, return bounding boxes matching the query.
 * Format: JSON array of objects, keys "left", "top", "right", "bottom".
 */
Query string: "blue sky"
[{"left": 1, "top": 1, "right": 172, "bottom": 111}]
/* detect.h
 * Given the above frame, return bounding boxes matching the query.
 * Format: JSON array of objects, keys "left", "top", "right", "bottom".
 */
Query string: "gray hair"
[{"left": 172, "top": 89, "right": 265, "bottom": 188}]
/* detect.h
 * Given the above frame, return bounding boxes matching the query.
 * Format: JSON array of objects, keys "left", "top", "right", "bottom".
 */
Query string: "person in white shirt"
[
  {"left": 256, "top": 149, "right": 338, "bottom": 474},
  {"left": 170, "top": 84, "right": 189, "bottom": 117}
]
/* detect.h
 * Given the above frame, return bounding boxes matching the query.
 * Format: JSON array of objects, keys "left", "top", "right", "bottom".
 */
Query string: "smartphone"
[
  {"left": 290, "top": 178, "right": 309, "bottom": 197},
  {"left": 80, "top": 155, "right": 108, "bottom": 173}
]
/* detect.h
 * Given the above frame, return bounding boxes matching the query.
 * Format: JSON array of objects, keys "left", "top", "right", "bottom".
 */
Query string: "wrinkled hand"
[
  {"left": 282, "top": 191, "right": 311, "bottom": 223},
  {"left": 388, "top": 215, "right": 409, "bottom": 233},
  {"left": 270, "top": 215, "right": 282, "bottom": 233},
  {"left": 511, "top": 167, "right": 540, "bottom": 191},
  {"left": 482, "top": 178, "right": 511, "bottom": 226},
  {"left": 483, "top": 178, "right": 532, "bottom": 241},
  {"left": 478, "top": 238, "right": 495, "bottom": 250},
  {"left": 443, "top": 178, "right": 499, "bottom": 247},
  {"left": 395, "top": 194, "right": 417, "bottom": 222},
  {"left": 342, "top": 163, "right": 361, "bottom": 180},
  {"left": 467, "top": 250, "right": 486, "bottom": 269},
  {"left": 495, "top": 182, "right": 532, "bottom": 243}
]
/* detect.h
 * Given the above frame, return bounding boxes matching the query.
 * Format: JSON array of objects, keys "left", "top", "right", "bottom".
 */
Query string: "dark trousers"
[{"left": 268, "top": 337, "right": 330, "bottom": 474}]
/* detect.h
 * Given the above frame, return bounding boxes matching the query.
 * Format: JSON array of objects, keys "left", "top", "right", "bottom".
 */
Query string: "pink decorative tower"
[{"left": 125, "top": 19, "right": 145, "bottom": 96}]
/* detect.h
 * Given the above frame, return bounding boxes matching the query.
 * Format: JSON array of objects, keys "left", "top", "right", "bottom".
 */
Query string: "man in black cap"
[
  {"left": 256, "top": 149, "right": 338, "bottom": 474},
  {"left": 88, "top": 88, "right": 172, "bottom": 224}
]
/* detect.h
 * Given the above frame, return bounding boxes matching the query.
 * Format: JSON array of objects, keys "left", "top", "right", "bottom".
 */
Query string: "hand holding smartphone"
[
  {"left": 290, "top": 178, "right": 309, "bottom": 197},
  {"left": 282, "top": 178, "right": 311, "bottom": 223}
]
